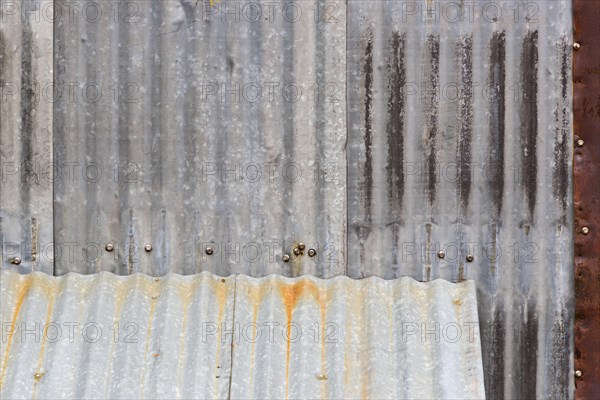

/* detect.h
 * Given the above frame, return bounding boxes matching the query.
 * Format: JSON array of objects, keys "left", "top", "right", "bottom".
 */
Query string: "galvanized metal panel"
[
  {"left": 0, "top": 270, "right": 236, "bottom": 399},
  {"left": 346, "top": 1, "right": 573, "bottom": 399},
  {"left": 53, "top": 0, "right": 347, "bottom": 277},
  {"left": 1, "top": 0, "right": 576, "bottom": 399},
  {"left": 0, "top": 0, "right": 53, "bottom": 274},
  {"left": 0, "top": 270, "right": 485, "bottom": 399}
]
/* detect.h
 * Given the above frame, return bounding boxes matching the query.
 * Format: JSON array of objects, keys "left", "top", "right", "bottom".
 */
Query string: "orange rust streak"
[
  {"left": 213, "top": 277, "right": 229, "bottom": 400},
  {"left": 277, "top": 280, "right": 321, "bottom": 400},
  {"left": 33, "top": 287, "right": 58, "bottom": 398},
  {"left": 0, "top": 275, "right": 32, "bottom": 389}
]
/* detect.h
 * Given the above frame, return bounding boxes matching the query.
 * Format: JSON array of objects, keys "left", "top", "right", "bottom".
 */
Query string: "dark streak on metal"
[
  {"left": 488, "top": 31, "right": 505, "bottom": 219},
  {"left": 574, "top": 0, "right": 600, "bottom": 397},
  {"left": 482, "top": 308, "right": 504, "bottom": 399},
  {"left": 363, "top": 31, "right": 374, "bottom": 225},
  {"left": 549, "top": 304, "right": 569, "bottom": 399},
  {"left": 553, "top": 37, "right": 570, "bottom": 222},
  {"left": 0, "top": 31, "right": 5, "bottom": 84},
  {"left": 18, "top": 0, "right": 36, "bottom": 272},
  {"left": 31, "top": 218, "right": 38, "bottom": 271},
  {"left": 425, "top": 223, "right": 432, "bottom": 281},
  {"left": 516, "top": 308, "right": 538, "bottom": 399},
  {"left": 386, "top": 32, "right": 405, "bottom": 222},
  {"left": 424, "top": 35, "right": 440, "bottom": 206},
  {"left": 53, "top": 1, "right": 65, "bottom": 276},
  {"left": 520, "top": 31, "right": 539, "bottom": 222},
  {"left": 457, "top": 36, "right": 473, "bottom": 213}
]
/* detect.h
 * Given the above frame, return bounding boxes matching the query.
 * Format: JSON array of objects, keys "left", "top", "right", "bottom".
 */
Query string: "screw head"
[
  {"left": 205, "top": 246, "right": 214, "bottom": 255},
  {"left": 573, "top": 42, "right": 581, "bottom": 50},
  {"left": 582, "top": 227, "right": 589, "bottom": 235},
  {"left": 307, "top": 249, "right": 317, "bottom": 257},
  {"left": 282, "top": 254, "right": 290, "bottom": 262},
  {"left": 293, "top": 248, "right": 301, "bottom": 256},
  {"left": 575, "top": 370, "right": 583, "bottom": 378},
  {"left": 144, "top": 244, "right": 152, "bottom": 252},
  {"left": 298, "top": 243, "right": 306, "bottom": 250},
  {"left": 466, "top": 254, "right": 474, "bottom": 262},
  {"left": 105, "top": 243, "right": 114, "bottom": 252},
  {"left": 577, "top": 139, "right": 584, "bottom": 147},
  {"left": 11, "top": 257, "right": 21, "bottom": 265},
  {"left": 437, "top": 250, "right": 445, "bottom": 259}
]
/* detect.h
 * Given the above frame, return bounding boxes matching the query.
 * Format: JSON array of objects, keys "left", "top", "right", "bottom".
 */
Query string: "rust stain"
[
  {"left": 0, "top": 274, "right": 33, "bottom": 389},
  {"left": 212, "top": 275, "right": 230, "bottom": 400},
  {"left": 574, "top": 0, "right": 600, "bottom": 398},
  {"left": 277, "top": 279, "right": 327, "bottom": 400},
  {"left": 33, "top": 281, "right": 59, "bottom": 398}
]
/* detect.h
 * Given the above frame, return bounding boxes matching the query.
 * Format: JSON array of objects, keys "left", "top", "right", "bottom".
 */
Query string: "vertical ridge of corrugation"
[
  {"left": 1, "top": 0, "right": 53, "bottom": 274},
  {"left": 346, "top": 1, "right": 572, "bottom": 398}
]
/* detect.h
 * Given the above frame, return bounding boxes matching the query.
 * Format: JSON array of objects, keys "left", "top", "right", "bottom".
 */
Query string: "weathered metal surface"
[
  {"left": 346, "top": 1, "right": 573, "bottom": 399},
  {"left": 51, "top": 0, "right": 347, "bottom": 277},
  {"left": 0, "top": 270, "right": 485, "bottom": 399},
  {"left": 0, "top": 0, "right": 577, "bottom": 399},
  {"left": 0, "top": 0, "right": 53, "bottom": 274},
  {"left": 573, "top": 0, "right": 600, "bottom": 397}
]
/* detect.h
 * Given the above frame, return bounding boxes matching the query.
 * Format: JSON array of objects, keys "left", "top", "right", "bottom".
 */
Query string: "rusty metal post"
[{"left": 573, "top": 0, "right": 600, "bottom": 398}]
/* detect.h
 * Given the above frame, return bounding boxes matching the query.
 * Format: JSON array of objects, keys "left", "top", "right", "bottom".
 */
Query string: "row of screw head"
[
  {"left": 105, "top": 243, "right": 152, "bottom": 252},
  {"left": 437, "top": 251, "right": 474, "bottom": 262}
]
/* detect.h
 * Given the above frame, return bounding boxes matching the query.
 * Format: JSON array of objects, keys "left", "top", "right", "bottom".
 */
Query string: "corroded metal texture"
[
  {"left": 52, "top": 0, "right": 347, "bottom": 277},
  {"left": 573, "top": 0, "right": 600, "bottom": 398},
  {"left": 0, "top": 0, "right": 576, "bottom": 399},
  {"left": 0, "top": 0, "right": 53, "bottom": 274},
  {"left": 0, "top": 270, "right": 485, "bottom": 399},
  {"left": 347, "top": 1, "right": 573, "bottom": 399}
]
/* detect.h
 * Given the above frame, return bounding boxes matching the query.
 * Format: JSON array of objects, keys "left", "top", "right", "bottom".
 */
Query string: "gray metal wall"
[{"left": 1, "top": 0, "right": 574, "bottom": 398}]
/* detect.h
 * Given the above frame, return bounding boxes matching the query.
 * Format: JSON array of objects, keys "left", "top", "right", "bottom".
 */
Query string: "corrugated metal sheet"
[
  {"left": 1, "top": 0, "right": 575, "bottom": 399},
  {"left": 52, "top": 0, "right": 347, "bottom": 277},
  {"left": 0, "top": 0, "right": 54, "bottom": 274},
  {"left": 0, "top": 270, "right": 485, "bottom": 399},
  {"left": 346, "top": 2, "right": 574, "bottom": 399}
]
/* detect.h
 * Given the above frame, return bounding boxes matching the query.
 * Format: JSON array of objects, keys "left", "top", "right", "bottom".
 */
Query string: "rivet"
[
  {"left": 308, "top": 249, "right": 317, "bottom": 257},
  {"left": 215, "top": 375, "right": 220, "bottom": 379},
  {"left": 282, "top": 254, "right": 290, "bottom": 262},
  {"left": 10, "top": 257, "right": 21, "bottom": 265},
  {"left": 144, "top": 244, "right": 152, "bottom": 252},
  {"left": 154, "top": 277, "right": 160, "bottom": 282},
  {"left": 151, "top": 295, "right": 159, "bottom": 300},
  {"left": 577, "top": 139, "right": 584, "bottom": 147},
  {"left": 466, "top": 254, "right": 474, "bottom": 262},
  {"left": 437, "top": 250, "right": 445, "bottom": 259},
  {"left": 298, "top": 243, "right": 306, "bottom": 250},
  {"left": 293, "top": 248, "right": 301, "bottom": 256},
  {"left": 205, "top": 246, "right": 214, "bottom": 255},
  {"left": 33, "top": 372, "right": 44, "bottom": 381},
  {"left": 575, "top": 370, "right": 583, "bottom": 378},
  {"left": 221, "top": 278, "right": 226, "bottom": 283},
  {"left": 316, "top": 373, "right": 327, "bottom": 380},
  {"left": 105, "top": 243, "right": 114, "bottom": 252},
  {"left": 573, "top": 42, "right": 581, "bottom": 50},
  {"left": 582, "top": 227, "right": 589, "bottom": 235}
]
